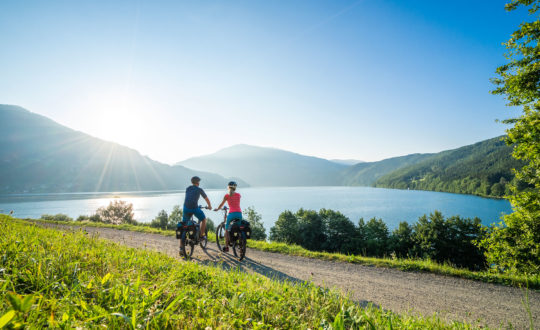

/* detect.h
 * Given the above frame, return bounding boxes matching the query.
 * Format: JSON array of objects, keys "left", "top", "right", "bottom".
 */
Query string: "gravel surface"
[{"left": 40, "top": 223, "right": 539, "bottom": 329}]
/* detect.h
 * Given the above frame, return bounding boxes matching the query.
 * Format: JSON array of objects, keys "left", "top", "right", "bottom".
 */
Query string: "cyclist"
[
  {"left": 214, "top": 181, "right": 242, "bottom": 252},
  {"left": 181, "top": 176, "right": 212, "bottom": 252}
]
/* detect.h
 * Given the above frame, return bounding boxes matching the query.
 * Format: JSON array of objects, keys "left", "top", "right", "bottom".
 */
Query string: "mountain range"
[
  {"left": 0, "top": 104, "right": 521, "bottom": 197},
  {"left": 0, "top": 105, "right": 232, "bottom": 193},
  {"left": 177, "top": 144, "right": 348, "bottom": 186}
]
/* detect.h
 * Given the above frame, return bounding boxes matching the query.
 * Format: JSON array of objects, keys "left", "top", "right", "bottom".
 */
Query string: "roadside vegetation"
[
  {"left": 27, "top": 203, "right": 539, "bottom": 289},
  {"left": 0, "top": 216, "right": 474, "bottom": 328}
]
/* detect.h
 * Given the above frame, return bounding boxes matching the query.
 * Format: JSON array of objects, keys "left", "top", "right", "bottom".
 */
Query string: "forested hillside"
[
  {"left": 0, "top": 105, "right": 230, "bottom": 193},
  {"left": 374, "top": 137, "right": 524, "bottom": 197},
  {"left": 340, "top": 153, "right": 434, "bottom": 186}
]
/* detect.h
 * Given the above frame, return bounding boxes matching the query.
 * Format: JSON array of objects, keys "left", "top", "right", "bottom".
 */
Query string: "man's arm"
[{"left": 204, "top": 196, "right": 212, "bottom": 210}]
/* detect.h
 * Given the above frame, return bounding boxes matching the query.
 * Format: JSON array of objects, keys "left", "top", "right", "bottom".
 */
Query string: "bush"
[
  {"left": 205, "top": 218, "right": 215, "bottom": 233},
  {"left": 411, "top": 211, "right": 486, "bottom": 269},
  {"left": 40, "top": 213, "right": 73, "bottom": 222},
  {"left": 150, "top": 210, "right": 169, "bottom": 230},
  {"left": 244, "top": 206, "right": 267, "bottom": 240},
  {"left": 96, "top": 200, "right": 136, "bottom": 225},
  {"left": 269, "top": 210, "right": 299, "bottom": 244}
]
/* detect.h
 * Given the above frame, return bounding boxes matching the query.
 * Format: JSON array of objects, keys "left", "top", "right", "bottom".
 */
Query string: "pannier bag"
[{"left": 176, "top": 220, "right": 196, "bottom": 239}]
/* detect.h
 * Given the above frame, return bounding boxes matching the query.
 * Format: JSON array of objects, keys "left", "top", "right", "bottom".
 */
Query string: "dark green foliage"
[
  {"left": 297, "top": 209, "right": 326, "bottom": 251},
  {"left": 270, "top": 209, "right": 486, "bottom": 270},
  {"left": 412, "top": 212, "right": 486, "bottom": 269},
  {"left": 320, "top": 209, "right": 358, "bottom": 253},
  {"left": 482, "top": 0, "right": 540, "bottom": 275},
  {"left": 375, "top": 136, "right": 524, "bottom": 198},
  {"left": 269, "top": 211, "right": 300, "bottom": 243},
  {"left": 364, "top": 218, "right": 390, "bottom": 257},
  {"left": 389, "top": 222, "right": 414, "bottom": 258},
  {"left": 40, "top": 213, "right": 73, "bottom": 222},
  {"left": 244, "top": 206, "right": 267, "bottom": 240}
]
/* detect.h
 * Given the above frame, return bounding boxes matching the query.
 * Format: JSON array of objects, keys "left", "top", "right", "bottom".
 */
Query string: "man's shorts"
[
  {"left": 226, "top": 212, "right": 242, "bottom": 230},
  {"left": 182, "top": 206, "right": 205, "bottom": 222}
]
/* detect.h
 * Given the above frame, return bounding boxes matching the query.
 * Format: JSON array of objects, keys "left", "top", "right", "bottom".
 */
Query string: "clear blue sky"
[{"left": 0, "top": 0, "right": 530, "bottom": 164}]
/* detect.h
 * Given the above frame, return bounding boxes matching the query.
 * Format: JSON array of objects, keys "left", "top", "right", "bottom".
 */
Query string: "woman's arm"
[{"left": 214, "top": 196, "right": 227, "bottom": 211}]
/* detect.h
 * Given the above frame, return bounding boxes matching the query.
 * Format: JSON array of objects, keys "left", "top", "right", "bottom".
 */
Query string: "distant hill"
[
  {"left": 177, "top": 144, "right": 348, "bottom": 186},
  {"left": 330, "top": 159, "right": 364, "bottom": 166},
  {"left": 0, "top": 105, "right": 231, "bottom": 193},
  {"left": 339, "top": 153, "right": 434, "bottom": 186},
  {"left": 374, "top": 136, "right": 524, "bottom": 197}
]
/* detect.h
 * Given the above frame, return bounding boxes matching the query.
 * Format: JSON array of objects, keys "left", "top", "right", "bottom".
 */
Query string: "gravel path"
[{"left": 40, "top": 223, "right": 539, "bottom": 329}]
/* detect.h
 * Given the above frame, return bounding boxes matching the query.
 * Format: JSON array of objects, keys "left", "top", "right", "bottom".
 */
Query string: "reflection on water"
[{"left": 0, "top": 187, "right": 512, "bottom": 230}]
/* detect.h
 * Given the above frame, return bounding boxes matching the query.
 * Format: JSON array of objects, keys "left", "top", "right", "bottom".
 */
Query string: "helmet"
[
  {"left": 191, "top": 176, "right": 201, "bottom": 184},
  {"left": 228, "top": 181, "right": 237, "bottom": 188}
]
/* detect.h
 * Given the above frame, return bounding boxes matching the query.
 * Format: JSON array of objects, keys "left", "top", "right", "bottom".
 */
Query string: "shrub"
[
  {"left": 40, "top": 213, "right": 73, "bottom": 222},
  {"left": 96, "top": 200, "right": 136, "bottom": 225},
  {"left": 150, "top": 210, "right": 169, "bottom": 230},
  {"left": 244, "top": 206, "right": 267, "bottom": 240}
]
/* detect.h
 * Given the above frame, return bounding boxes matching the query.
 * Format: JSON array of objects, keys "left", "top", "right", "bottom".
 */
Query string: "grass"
[
  {"left": 0, "top": 215, "right": 476, "bottom": 328},
  {"left": 23, "top": 216, "right": 540, "bottom": 290}
]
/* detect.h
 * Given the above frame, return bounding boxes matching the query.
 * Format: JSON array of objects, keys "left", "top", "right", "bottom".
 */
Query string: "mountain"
[
  {"left": 0, "top": 104, "right": 231, "bottom": 193},
  {"left": 373, "top": 136, "right": 524, "bottom": 197},
  {"left": 340, "top": 153, "right": 434, "bottom": 186},
  {"left": 177, "top": 144, "right": 348, "bottom": 186},
  {"left": 330, "top": 159, "right": 364, "bottom": 166}
]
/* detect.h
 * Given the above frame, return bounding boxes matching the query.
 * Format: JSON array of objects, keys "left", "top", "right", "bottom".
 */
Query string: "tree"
[
  {"left": 96, "top": 200, "right": 136, "bottom": 225},
  {"left": 389, "top": 221, "right": 414, "bottom": 258},
  {"left": 297, "top": 209, "right": 326, "bottom": 251},
  {"left": 320, "top": 209, "right": 358, "bottom": 253},
  {"left": 484, "top": 0, "right": 540, "bottom": 274},
  {"left": 269, "top": 210, "right": 300, "bottom": 244},
  {"left": 168, "top": 205, "right": 183, "bottom": 229},
  {"left": 364, "top": 218, "right": 390, "bottom": 257},
  {"left": 150, "top": 210, "right": 169, "bottom": 230},
  {"left": 244, "top": 206, "right": 267, "bottom": 241}
]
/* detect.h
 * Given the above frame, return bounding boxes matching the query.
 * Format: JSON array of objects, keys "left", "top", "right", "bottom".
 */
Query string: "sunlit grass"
[
  {"left": 0, "top": 215, "right": 475, "bottom": 328},
  {"left": 21, "top": 216, "right": 540, "bottom": 290}
]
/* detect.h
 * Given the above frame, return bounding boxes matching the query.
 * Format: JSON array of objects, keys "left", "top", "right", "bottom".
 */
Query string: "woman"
[{"left": 215, "top": 181, "right": 242, "bottom": 252}]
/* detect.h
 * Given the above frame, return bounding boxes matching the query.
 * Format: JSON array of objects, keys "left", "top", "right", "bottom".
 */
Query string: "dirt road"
[{"left": 41, "top": 223, "right": 539, "bottom": 329}]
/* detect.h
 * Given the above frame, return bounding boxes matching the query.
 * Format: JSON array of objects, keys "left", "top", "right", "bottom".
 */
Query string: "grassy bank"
[
  {"left": 23, "top": 217, "right": 540, "bottom": 290},
  {"left": 0, "top": 215, "right": 475, "bottom": 328}
]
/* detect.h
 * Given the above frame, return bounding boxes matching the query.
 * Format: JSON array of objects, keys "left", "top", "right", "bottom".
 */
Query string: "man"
[{"left": 181, "top": 176, "right": 212, "bottom": 249}]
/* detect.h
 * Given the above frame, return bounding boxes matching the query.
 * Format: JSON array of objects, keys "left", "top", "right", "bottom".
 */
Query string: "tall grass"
[
  {"left": 0, "top": 215, "right": 474, "bottom": 328},
  {"left": 25, "top": 216, "right": 540, "bottom": 290}
]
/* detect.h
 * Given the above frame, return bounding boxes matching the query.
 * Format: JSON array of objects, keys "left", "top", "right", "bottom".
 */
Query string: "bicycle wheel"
[
  {"left": 233, "top": 233, "right": 247, "bottom": 261},
  {"left": 216, "top": 223, "right": 225, "bottom": 251},
  {"left": 200, "top": 226, "right": 208, "bottom": 249},
  {"left": 180, "top": 232, "right": 188, "bottom": 259}
]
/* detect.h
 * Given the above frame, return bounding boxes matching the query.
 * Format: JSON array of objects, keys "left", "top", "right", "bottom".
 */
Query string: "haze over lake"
[{"left": 0, "top": 187, "right": 511, "bottom": 230}]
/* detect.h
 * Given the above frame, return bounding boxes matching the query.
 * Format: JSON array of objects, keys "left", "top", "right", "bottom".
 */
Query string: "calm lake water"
[{"left": 0, "top": 187, "right": 512, "bottom": 230}]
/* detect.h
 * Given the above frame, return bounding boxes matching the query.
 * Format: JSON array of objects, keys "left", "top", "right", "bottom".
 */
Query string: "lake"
[{"left": 0, "top": 187, "right": 512, "bottom": 230}]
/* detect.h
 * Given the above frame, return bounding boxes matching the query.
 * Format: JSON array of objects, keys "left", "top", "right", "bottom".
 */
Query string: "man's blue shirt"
[{"left": 183, "top": 185, "right": 207, "bottom": 209}]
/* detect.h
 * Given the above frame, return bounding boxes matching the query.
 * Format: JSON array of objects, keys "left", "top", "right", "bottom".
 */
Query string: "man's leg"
[{"left": 200, "top": 218, "right": 207, "bottom": 238}]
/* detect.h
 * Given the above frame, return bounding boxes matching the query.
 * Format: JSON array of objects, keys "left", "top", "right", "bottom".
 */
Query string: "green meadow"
[
  {"left": 0, "top": 215, "right": 477, "bottom": 328},
  {"left": 25, "top": 217, "right": 540, "bottom": 290}
]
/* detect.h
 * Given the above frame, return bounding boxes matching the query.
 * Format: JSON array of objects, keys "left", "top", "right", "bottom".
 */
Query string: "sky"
[{"left": 0, "top": 0, "right": 531, "bottom": 164}]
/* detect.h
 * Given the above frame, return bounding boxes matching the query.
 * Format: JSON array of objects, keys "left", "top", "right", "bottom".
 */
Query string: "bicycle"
[
  {"left": 215, "top": 206, "right": 250, "bottom": 261},
  {"left": 175, "top": 205, "right": 209, "bottom": 259}
]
